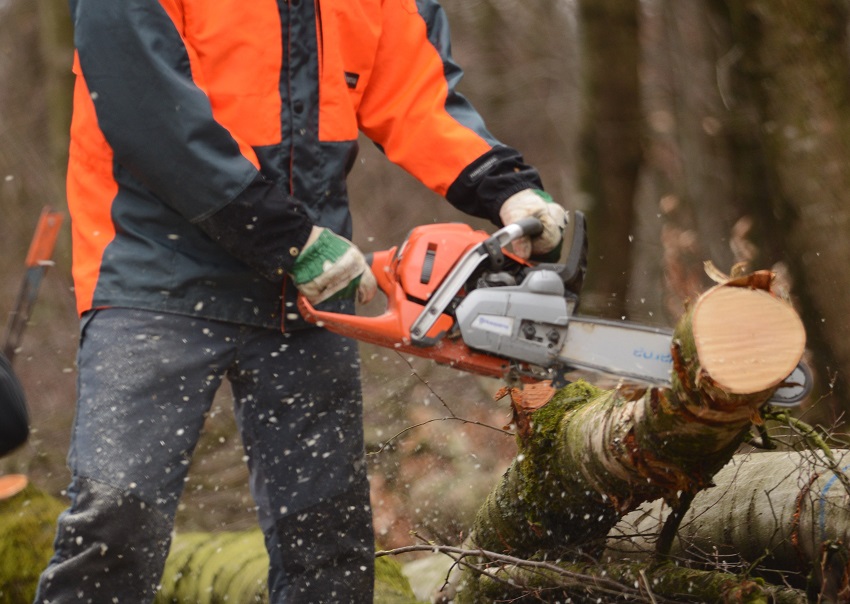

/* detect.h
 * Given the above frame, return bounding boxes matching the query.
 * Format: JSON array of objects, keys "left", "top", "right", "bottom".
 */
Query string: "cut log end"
[{"left": 692, "top": 286, "right": 806, "bottom": 394}]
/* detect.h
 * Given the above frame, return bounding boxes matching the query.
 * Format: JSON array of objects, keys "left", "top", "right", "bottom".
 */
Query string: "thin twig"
[
  {"left": 765, "top": 409, "right": 850, "bottom": 497},
  {"left": 375, "top": 543, "right": 667, "bottom": 600},
  {"left": 368, "top": 355, "right": 512, "bottom": 454},
  {"left": 639, "top": 568, "right": 659, "bottom": 604},
  {"left": 369, "top": 415, "right": 511, "bottom": 455}
]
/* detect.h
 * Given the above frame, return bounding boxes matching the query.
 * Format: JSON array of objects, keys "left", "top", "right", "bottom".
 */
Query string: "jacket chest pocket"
[
  {"left": 317, "top": 0, "right": 380, "bottom": 142},
  {"left": 182, "top": 0, "right": 284, "bottom": 146}
]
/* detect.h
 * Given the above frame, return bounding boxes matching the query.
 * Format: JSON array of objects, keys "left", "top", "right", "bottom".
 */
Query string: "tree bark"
[{"left": 608, "top": 449, "right": 850, "bottom": 598}]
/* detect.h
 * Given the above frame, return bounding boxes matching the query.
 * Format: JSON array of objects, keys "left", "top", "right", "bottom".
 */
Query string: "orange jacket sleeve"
[{"left": 356, "top": 0, "right": 543, "bottom": 224}]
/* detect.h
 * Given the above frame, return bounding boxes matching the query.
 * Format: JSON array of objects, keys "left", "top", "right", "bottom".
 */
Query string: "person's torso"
[{"left": 69, "top": 0, "right": 382, "bottom": 329}]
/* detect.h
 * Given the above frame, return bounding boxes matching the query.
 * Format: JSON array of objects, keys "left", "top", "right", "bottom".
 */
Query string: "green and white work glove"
[
  {"left": 499, "top": 189, "right": 568, "bottom": 261},
  {"left": 290, "top": 227, "right": 377, "bottom": 305}
]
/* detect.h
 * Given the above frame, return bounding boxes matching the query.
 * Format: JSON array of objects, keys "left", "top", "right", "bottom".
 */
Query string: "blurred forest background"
[{"left": 1, "top": 0, "right": 849, "bottom": 555}]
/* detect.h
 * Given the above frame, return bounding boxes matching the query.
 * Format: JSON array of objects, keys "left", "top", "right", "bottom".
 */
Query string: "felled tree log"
[
  {"left": 154, "top": 531, "right": 420, "bottom": 604},
  {"left": 457, "top": 556, "right": 808, "bottom": 604},
  {"left": 607, "top": 449, "right": 850, "bottom": 598},
  {"left": 155, "top": 531, "right": 269, "bottom": 603},
  {"left": 454, "top": 275, "right": 807, "bottom": 601}
]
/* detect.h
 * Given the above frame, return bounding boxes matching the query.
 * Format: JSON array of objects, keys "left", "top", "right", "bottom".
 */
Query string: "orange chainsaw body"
[{"left": 297, "top": 222, "right": 529, "bottom": 379}]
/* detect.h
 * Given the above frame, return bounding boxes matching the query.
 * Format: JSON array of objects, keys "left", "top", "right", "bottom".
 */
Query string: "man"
[{"left": 36, "top": 0, "right": 567, "bottom": 602}]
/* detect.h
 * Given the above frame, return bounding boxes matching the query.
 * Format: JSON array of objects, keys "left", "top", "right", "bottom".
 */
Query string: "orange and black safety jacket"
[{"left": 67, "top": 0, "right": 544, "bottom": 330}]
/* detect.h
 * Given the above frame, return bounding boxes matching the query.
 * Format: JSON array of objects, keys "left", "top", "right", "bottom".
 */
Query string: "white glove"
[
  {"left": 499, "top": 189, "right": 568, "bottom": 260},
  {"left": 290, "top": 227, "right": 377, "bottom": 305}
]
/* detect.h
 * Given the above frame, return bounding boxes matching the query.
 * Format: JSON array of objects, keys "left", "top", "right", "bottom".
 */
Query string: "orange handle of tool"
[
  {"left": 297, "top": 247, "right": 453, "bottom": 347},
  {"left": 24, "top": 208, "right": 64, "bottom": 268}
]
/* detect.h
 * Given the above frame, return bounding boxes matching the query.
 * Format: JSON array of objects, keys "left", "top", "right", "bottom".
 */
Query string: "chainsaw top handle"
[
  {"left": 491, "top": 212, "right": 587, "bottom": 298},
  {"left": 480, "top": 216, "right": 543, "bottom": 270},
  {"left": 527, "top": 210, "right": 587, "bottom": 298},
  {"left": 507, "top": 216, "right": 544, "bottom": 238}
]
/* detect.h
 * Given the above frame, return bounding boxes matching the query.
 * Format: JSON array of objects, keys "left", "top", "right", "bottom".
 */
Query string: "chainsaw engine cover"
[
  {"left": 455, "top": 270, "right": 572, "bottom": 368},
  {"left": 395, "top": 222, "right": 488, "bottom": 303}
]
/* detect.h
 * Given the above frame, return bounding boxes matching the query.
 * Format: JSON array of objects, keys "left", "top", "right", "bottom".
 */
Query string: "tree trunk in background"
[
  {"left": 0, "top": 0, "right": 79, "bottom": 503},
  {"left": 37, "top": 0, "right": 74, "bottom": 179},
  {"left": 452, "top": 0, "right": 581, "bottom": 206},
  {"left": 577, "top": 0, "right": 642, "bottom": 319},
  {"left": 0, "top": 0, "right": 72, "bottom": 273},
  {"left": 717, "top": 0, "right": 850, "bottom": 417},
  {"left": 0, "top": 0, "right": 49, "bottom": 261},
  {"left": 632, "top": 0, "right": 744, "bottom": 323}
]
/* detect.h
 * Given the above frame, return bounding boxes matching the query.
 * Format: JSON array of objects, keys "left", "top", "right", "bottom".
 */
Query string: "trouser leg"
[
  {"left": 230, "top": 325, "right": 374, "bottom": 604},
  {"left": 34, "top": 309, "right": 235, "bottom": 603}
]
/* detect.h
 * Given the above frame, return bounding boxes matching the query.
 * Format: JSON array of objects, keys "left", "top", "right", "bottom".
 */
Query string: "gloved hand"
[
  {"left": 499, "top": 189, "right": 568, "bottom": 261},
  {"left": 290, "top": 227, "right": 377, "bottom": 305}
]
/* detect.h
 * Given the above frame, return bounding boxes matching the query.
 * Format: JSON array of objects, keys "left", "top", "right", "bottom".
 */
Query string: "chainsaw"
[{"left": 298, "top": 213, "right": 811, "bottom": 407}]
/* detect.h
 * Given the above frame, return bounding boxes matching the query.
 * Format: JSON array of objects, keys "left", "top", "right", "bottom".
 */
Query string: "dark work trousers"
[{"left": 34, "top": 308, "right": 374, "bottom": 603}]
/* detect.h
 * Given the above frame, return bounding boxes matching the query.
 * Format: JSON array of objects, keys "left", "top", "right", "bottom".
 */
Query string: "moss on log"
[
  {"left": 155, "top": 531, "right": 268, "bottom": 603},
  {"left": 466, "top": 558, "right": 807, "bottom": 603},
  {"left": 155, "top": 531, "right": 421, "bottom": 603},
  {"left": 0, "top": 480, "right": 66, "bottom": 604}
]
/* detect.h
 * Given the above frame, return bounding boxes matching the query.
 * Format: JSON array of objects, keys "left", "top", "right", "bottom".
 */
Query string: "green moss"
[
  {"left": 213, "top": 534, "right": 268, "bottom": 603},
  {"left": 0, "top": 483, "right": 65, "bottom": 604},
  {"left": 157, "top": 531, "right": 269, "bottom": 604},
  {"left": 160, "top": 532, "right": 421, "bottom": 603},
  {"left": 525, "top": 380, "right": 603, "bottom": 450},
  {"left": 157, "top": 532, "right": 210, "bottom": 602},
  {"left": 461, "top": 559, "right": 805, "bottom": 604},
  {"left": 374, "top": 555, "right": 423, "bottom": 603},
  {"left": 509, "top": 381, "right": 607, "bottom": 551}
]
